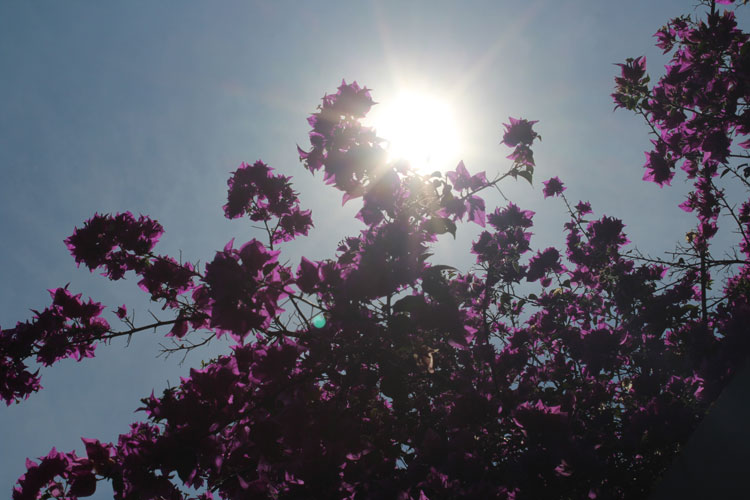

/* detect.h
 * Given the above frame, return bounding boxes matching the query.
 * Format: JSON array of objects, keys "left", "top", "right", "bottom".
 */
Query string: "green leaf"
[
  {"left": 424, "top": 217, "right": 457, "bottom": 238},
  {"left": 517, "top": 169, "right": 533, "bottom": 185}
]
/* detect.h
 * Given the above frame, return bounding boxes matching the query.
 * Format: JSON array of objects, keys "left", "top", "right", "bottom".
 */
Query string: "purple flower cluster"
[
  {"left": 472, "top": 203, "right": 534, "bottom": 284},
  {"left": 13, "top": 447, "right": 97, "bottom": 500},
  {"left": 0, "top": 287, "right": 109, "bottom": 404},
  {"left": 614, "top": 8, "right": 750, "bottom": 252},
  {"left": 298, "top": 80, "right": 380, "bottom": 199},
  {"left": 199, "top": 239, "right": 287, "bottom": 341},
  {"left": 224, "top": 160, "right": 313, "bottom": 244},
  {"left": 65, "top": 212, "right": 163, "bottom": 280},
  {"left": 502, "top": 117, "right": 540, "bottom": 185}
]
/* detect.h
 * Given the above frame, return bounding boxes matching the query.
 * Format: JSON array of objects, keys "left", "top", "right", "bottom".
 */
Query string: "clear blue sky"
[{"left": 1, "top": 1, "right": 746, "bottom": 497}]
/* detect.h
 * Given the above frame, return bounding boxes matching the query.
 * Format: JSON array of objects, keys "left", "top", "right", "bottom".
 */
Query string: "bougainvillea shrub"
[{"left": 4, "top": 1, "right": 750, "bottom": 498}]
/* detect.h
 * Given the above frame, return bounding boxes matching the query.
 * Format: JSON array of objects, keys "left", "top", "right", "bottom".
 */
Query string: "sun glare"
[{"left": 368, "top": 90, "right": 461, "bottom": 174}]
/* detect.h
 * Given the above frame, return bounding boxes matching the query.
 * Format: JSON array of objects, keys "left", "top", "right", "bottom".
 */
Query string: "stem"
[
  {"left": 30, "top": 317, "right": 188, "bottom": 356},
  {"left": 711, "top": 178, "right": 750, "bottom": 249},
  {"left": 289, "top": 295, "right": 312, "bottom": 331},
  {"left": 560, "top": 193, "right": 591, "bottom": 242},
  {"left": 482, "top": 264, "right": 502, "bottom": 396},
  {"left": 459, "top": 167, "right": 516, "bottom": 203},
  {"left": 628, "top": 251, "right": 746, "bottom": 269},
  {"left": 701, "top": 248, "right": 709, "bottom": 326}
]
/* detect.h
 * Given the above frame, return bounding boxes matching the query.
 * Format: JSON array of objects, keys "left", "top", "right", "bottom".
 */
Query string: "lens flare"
[{"left": 311, "top": 314, "right": 326, "bottom": 328}]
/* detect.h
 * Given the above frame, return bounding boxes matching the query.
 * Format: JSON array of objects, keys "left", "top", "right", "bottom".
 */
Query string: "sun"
[{"left": 367, "top": 90, "right": 461, "bottom": 174}]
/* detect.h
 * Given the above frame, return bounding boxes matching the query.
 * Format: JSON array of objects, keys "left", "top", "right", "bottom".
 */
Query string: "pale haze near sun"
[{"left": 365, "top": 89, "right": 463, "bottom": 174}]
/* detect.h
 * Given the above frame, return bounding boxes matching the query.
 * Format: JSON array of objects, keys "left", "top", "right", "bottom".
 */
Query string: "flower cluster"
[
  {"left": 615, "top": 8, "right": 750, "bottom": 254},
  {"left": 472, "top": 203, "right": 534, "bottom": 285},
  {"left": 0, "top": 287, "right": 109, "bottom": 404},
  {"left": 137, "top": 256, "right": 198, "bottom": 307},
  {"left": 198, "top": 239, "right": 287, "bottom": 341},
  {"left": 224, "top": 160, "right": 313, "bottom": 245},
  {"left": 65, "top": 212, "right": 163, "bottom": 280},
  {"left": 13, "top": 447, "right": 97, "bottom": 500},
  {"left": 502, "top": 117, "right": 540, "bottom": 185},
  {"left": 298, "top": 80, "right": 380, "bottom": 199},
  {"left": 441, "top": 161, "right": 489, "bottom": 226}
]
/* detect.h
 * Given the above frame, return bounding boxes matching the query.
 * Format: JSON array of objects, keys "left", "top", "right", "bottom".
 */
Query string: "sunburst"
[{"left": 368, "top": 90, "right": 461, "bottom": 174}]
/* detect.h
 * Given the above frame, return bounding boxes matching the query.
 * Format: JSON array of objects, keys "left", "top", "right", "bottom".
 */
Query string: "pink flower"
[
  {"left": 115, "top": 305, "right": 127, "bottom": 320},
  {"left": 502, "top": 117, "right": 539, "bottom": 147},
  {"left": 542, "top": 176, "right": 566, "bottom": 198}
]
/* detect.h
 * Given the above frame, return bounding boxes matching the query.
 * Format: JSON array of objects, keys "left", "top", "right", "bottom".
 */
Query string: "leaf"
[
  {"left": 422, "top": 265, "right": 456, "bottom": 301},
  {"left": 392, "top": 295, "right": 426, "bottom": 314},
  {"left": 424, "top": 217, "right": 457, "bottom": 238},
  {"left": 517, "top": 169, "right": 533, "bottom": 185},
  {"left": 424, "top": 264, "right": 458, "bottom": 276}
]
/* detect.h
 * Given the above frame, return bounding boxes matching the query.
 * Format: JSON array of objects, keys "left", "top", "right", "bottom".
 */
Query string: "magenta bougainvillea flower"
[
  {"left": 542, "top": 176, "right": 566, "bottom": 198},
  {"left": 501, "top": 117, "right": 539, "bottom": 147}
]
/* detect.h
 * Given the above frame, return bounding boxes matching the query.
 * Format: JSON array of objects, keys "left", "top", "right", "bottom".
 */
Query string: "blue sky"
[{"left": 1, "top": 1, "right": 747, "bottom": 497}]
